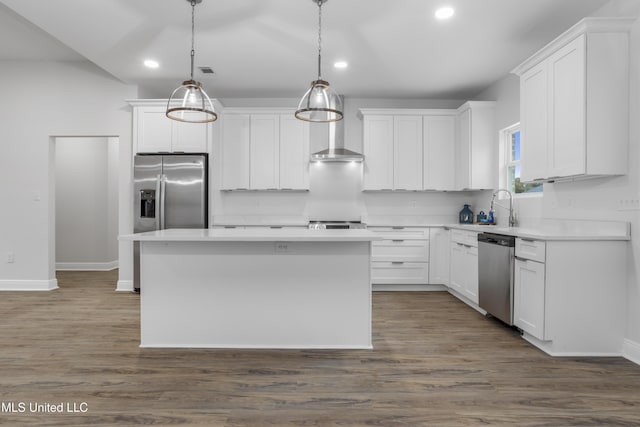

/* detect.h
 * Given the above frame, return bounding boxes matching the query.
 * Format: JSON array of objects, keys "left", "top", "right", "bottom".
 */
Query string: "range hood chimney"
[{"left": 310, "top": 108, "right": 364, "bottom": 163}]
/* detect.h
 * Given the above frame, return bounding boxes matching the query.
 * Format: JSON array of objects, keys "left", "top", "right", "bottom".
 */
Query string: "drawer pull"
[
  {"left": 392, "top": 226, "right": 405, "bottom": 230},
  {"left": 391, "top": 261, "right": 404, "bottom": 265},
  {"left": 392, "top": 239, "right": 405, "bottom": 242},
  {"left": 519, "top": 238, "right": 536, "bottom": 243}
]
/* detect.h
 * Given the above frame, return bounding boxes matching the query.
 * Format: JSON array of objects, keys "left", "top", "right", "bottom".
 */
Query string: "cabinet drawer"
[
  {"left": 516, "top": 238, "right": 546, "bottom": 263},
  {"left": 368, "top": 227, "right": 429, "bottom": 240},
  {"left": 371, "top": 261, "right": 429, "bottom": 284},
  {"left": 372, "top": 239, "right": 429, "bottom": 262},
  {"left": 450, "top": 229, "right": 479, "bottom": 247}
]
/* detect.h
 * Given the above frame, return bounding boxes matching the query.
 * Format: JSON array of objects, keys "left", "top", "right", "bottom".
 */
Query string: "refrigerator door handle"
[
  {"left": 160, "top": 174, "right": 167, "bottom": 230},
  {"left": 155, "top": 174, "right": 162, "bottom": 230}
]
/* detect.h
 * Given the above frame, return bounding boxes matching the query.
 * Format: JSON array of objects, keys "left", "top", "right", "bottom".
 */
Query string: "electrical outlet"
[
  {"left": 617, "top": 199, "right": 640, "bottom": 211},
  {"left": 275, "top": 242, "right": 289, "bottom": 252},
  {"left": 7, "top": 251, "right": 14, "bottom": 263},
  {"left": 410, "top": 200, "right": 417, "bottom": 209}
]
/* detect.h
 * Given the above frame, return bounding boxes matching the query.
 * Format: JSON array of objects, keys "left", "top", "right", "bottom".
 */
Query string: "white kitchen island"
[{"left": 121, "top": 228, "right": 380, "bottom": 349}]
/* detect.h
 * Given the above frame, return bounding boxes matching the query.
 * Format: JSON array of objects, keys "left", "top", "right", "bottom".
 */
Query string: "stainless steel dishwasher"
[{"left": 478, "top": 233, "right": 516, "bottom": 325}]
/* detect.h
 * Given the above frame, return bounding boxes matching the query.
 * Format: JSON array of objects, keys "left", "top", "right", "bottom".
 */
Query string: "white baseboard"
[
  {"left": 0, "top": 279, "right": 58, "bottom": 291},
  {"left": 116, "top": 279, "right": 134, "bottom": 292},
  {"left": 623, "top": 338, "right": 640, "bottom": 366},
  {"left": 373, "top": 284, "right": 447, "bottom": 291},
  {"left": 56, "top": 261, "right": 118, "bottom": 271}
]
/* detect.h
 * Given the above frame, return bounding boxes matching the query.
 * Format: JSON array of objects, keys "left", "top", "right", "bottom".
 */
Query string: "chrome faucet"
[{"left": 490, "top": 189, "right": 516, "bottom": 227}]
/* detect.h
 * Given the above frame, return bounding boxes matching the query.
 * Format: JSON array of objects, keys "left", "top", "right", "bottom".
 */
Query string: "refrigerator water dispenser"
[{"left": 140, "top": 189, "right": 156, "bottom": 218}]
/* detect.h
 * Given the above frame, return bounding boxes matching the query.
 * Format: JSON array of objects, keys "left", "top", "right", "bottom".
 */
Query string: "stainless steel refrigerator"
[{"left": 133, "top": 153, "right": 208, "bottom": 291}]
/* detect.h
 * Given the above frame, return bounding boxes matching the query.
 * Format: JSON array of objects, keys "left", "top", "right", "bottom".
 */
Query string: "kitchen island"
[{"left": 121, "top": 228, "right": 380, "bottom": 349}]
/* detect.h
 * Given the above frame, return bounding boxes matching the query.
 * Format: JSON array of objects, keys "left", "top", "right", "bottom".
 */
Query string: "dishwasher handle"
[{"left": 478, "top": 233, "right": 516, "bottom": 247}]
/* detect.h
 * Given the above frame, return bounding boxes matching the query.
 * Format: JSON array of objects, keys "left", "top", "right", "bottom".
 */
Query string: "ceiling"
[{"left": 0, "top": 0, "right": 615, "bottom": 100}]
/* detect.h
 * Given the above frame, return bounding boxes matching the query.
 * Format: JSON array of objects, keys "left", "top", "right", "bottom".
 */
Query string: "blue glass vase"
[{"left": 459, "top": 204, "right": 473, "bottom": 224}]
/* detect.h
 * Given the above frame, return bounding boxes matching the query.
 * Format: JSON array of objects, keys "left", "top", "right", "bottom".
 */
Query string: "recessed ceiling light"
[
  {"left": 334, "top": 61, "right": 348, "bottom": 69},
  {"left": 435, "top": 7, "right": 455, "bottom": 20},
  {"left": 144, "top": 59, "right": 159, "bottom": 69}
]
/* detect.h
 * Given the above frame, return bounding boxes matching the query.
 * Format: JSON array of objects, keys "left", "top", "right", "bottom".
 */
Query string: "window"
[{"left": 501, "top": 123, "right": 542, "bottom": 195}]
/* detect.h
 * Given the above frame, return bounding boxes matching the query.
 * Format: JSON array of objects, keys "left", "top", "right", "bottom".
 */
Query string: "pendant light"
[
  {"left": 295, "top": 0, "right": 343, "bottom": 122},
  {"left": 166, "top": 0, "right": 217, "bottom": 123}
]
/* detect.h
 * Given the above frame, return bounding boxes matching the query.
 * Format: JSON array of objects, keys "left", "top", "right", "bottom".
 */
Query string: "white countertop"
[
  {"left": 120, "top": 228, "right": 381, "bottom": 242},
  {"left": 364, "top": 217, "right": 630, "bottom": 241},
  {"left": 445, "top": 221, "right": 630, "bottom": 241}
]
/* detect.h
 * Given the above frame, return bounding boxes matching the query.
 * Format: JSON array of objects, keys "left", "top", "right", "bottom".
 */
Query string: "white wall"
[
  {"left": 0, "top": 60, "right": 136, "bottom": 290},
  {"left": 473, "top": 0, "right": 640, "bottom": 358},
  {"left": 55, "top": 137, "right": 118, "bottom": 270},
  {"left": 107, "top": 137, "right": 119, "bottom": 265}
]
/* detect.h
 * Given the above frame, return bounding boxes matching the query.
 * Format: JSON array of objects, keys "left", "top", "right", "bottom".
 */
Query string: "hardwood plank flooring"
[{"left": 1, "top": 270, "right": 639, "bottom": 426}]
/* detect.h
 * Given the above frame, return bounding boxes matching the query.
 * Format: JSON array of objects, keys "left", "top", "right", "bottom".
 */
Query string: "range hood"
[{"left": 310, "top": 118, "right": 364, "bottom": 162}]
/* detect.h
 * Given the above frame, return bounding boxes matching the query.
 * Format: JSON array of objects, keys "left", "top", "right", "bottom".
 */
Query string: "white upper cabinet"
[
  {"left": 455, "top": 101, "right": 496, "bottom": 190},
  {"left": 129, "top": 100, "right": 215, "bottom": 153},
  {"left": 362, "top": 115, "right": 394, "bottom": 190},
  {"left": 250, "top": 115, "right": 280, "bottom": 190},
  {"left": 547, "top": 36, "right": 586, "bottom": 178},
  {"left": 393, "top": 116, "right": 423, "bottom": 191},
  {"left": 221, "top": 114, "right": 251, "bottom": 190},
  {"left": 279, "top": 115, "right": 310, "bottom": 190},
  {"left": 220, "top": 109, "right": 310, "bottom": 190},
  {"left": 513, "top": 18, "right": 632, "bottom": 182},
  {"left": 423, "top": 115, "right": 456, "bottom": 191},
  {"left": 520, "top": 62, "right": 548, "bottom": 182},
  {"left": 360, "top": 109, "right": 456, "bottom": 191}
]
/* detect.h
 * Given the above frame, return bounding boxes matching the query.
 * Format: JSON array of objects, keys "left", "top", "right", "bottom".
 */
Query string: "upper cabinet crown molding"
[{"left": 511, "top": 17, "right": 635, "bottom": 76}]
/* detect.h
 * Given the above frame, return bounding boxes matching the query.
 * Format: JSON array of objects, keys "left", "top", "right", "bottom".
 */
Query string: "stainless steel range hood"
[{"left": 310, "top": 117, "right": 364, "bottom": 162}]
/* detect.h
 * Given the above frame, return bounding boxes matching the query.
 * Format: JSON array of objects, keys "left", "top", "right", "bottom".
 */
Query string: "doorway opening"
[{"left": 53, "top": 137, "right": 119, "bottom": 274}]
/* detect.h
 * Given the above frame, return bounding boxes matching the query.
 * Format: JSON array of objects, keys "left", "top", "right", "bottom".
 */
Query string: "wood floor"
[{"left": 1, "top": 271, "right": 639, "bottom": 426}]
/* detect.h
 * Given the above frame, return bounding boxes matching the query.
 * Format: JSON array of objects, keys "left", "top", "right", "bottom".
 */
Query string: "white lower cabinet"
[
  {"left": 371, "top": 262, "right": 429, "bottom": 285},
  {"left": 514, "top": 257, "right": 546, "bottom": 340},
  {"left": 512, "top": 237, "right": 626, "bottom": 356},
  {"left": 369, "top": 227, "right": 429, "bottom": 287},
  {"left": 449, "top": 229, "right": 479, "bottom": 305},
  {"left": 428, "top": 227, "right": 450, "bottom": 286}
]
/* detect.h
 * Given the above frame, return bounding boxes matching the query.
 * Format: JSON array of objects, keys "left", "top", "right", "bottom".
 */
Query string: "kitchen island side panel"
[{"left": 139, "top": 240, "right": 372, "bottom": 348}]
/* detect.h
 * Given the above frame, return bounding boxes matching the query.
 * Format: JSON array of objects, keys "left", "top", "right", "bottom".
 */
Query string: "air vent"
[{"left": 198, "top": 67, "right": 214, "bottom": 74}]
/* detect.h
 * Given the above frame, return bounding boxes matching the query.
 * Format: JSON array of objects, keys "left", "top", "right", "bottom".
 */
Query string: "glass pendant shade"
[
  {"left": 166, "top": 79, "right": 217, "bottom": 123},
  {"left": 295, "top": 79, "right": 343, "bottom": 122}
]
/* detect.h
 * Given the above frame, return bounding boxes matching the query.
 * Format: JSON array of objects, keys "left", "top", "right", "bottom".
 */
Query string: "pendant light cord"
[
  {"left": 190, "top": 0, "right": 196, "bottom": 81},
  {"left": 317, "top": 0, "right": 323, "bottom": 80}
]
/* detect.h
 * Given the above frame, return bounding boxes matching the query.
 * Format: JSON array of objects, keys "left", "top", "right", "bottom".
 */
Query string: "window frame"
[{"left": 499, "top": 123, "right": 542, "bottom": 199}]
